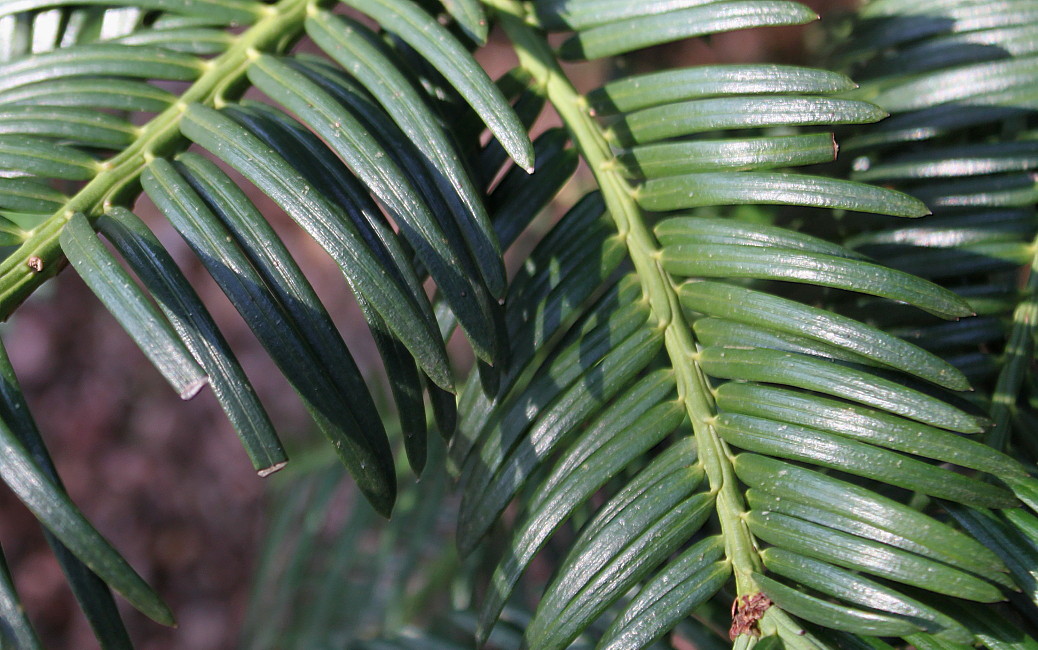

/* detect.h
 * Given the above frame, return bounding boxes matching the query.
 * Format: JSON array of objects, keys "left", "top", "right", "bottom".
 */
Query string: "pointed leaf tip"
[
  {"left": 179, "top": 376, "right": 209, "bottom": 400},
  {"left": 257, "top": 461, "right": 288, "bottom": 478},
  {"left": 336, "top": 0, "right": 534, "bottom": 171}
]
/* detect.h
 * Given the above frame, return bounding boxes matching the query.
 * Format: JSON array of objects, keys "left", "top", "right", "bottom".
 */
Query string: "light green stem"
[
  {"left": 0, "top": 0, "right": 313, "bottom": 319},
  {"left": 482, "top": 4, "right": 829, "bottom": 645},
  {"left": 483, "top": 0, "right": 764, "bottom": 612}
]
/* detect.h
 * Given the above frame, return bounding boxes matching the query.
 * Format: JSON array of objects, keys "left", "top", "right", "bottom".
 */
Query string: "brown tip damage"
[
  {"left": 730, "top": 592, "right": 772, "bottom": 640},
  {"left": 257, "top": 460, "right": 289, "bottom": 478},
  {"left": 179, "top": 376, "right": 210, "bottom": 401}
]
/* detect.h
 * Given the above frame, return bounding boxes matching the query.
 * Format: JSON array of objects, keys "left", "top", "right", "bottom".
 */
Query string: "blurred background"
[{"left": 0, "top": 1, "right": 857, "bottom": 647}]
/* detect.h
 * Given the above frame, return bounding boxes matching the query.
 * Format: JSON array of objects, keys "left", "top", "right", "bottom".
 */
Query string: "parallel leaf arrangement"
[
  {"left": 1, "top": 0, "right": 1037, "bottom": 648},
  {"left": 828, "top": 1, "right": 1038, "bottom": 642}
]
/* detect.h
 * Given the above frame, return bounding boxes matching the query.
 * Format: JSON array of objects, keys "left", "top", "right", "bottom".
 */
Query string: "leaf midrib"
[{"left": 481, "top": 0, "right": 795, "bottom": 644}]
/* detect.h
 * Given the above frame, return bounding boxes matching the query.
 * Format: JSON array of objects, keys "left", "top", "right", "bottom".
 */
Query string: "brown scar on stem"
[
  {"left": 26, "top": 257, "right": 43, "bottom": 273},
  {"left": 729, "top": 592, "right": 772, "bottom": 640}
]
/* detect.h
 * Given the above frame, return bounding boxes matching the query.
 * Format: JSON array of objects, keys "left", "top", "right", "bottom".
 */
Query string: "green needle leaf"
[
  {"left": 457, "top": 323, "right": 664, "bottom": 553},
  {"left": 754, "top": 572, "right": 924, "bottom": 637},
  {"left": 617, "top": 134, "right": 839, "bottom": 178},
  {"left": 179, "top": 103, "right": 452, "bottom": 390},
  {"left": 442, "top": 0, "right": 489, "bottom": 44},
  {"left": 609, "top": 97, "right": 885, "bottom": 145},
  {"left": 0, "top": 135, "right": 99, "bottom": 180},
  {"left": 701, "top": 346, "right": 983, "bottom": 432},
  {"left": 747, "top": 509, "right": 1005, "bottom": 602},
  {"left": 661, "top": 243, "right": 975, "bottom": 319},
  {"left": 0, "top": 177, "right": 66, "bottom": 212},
  {"left": 590, "top": 64, "right": 857, "bottom": 114},
  {"left": 246, "top": 55, "right": 500, "bottom": 364},
  {"left": 680, "top": 280, "right": 968, "bottom": 389},
  {"left": 0, "top": 404, "right": 174, "bottom": 625},
  {"left": 527, "top": 443, "right": 709, "bottom": 649},
  {"left": 96, "top": 207, "right": 287, "bottom": 476},
  {"left": 721, "top": 416, "right": 1014, "bottom": 507},
  {"left": 0, "top": 0, "right": 257, "bottom": 21},
  {"left": 0, "top": 44, "right": 202, "bottom": 95},
  {"left": 0, "top": 545, "right": 42, "bottom": 649},
  {"left": 142, "top": 157, "right": 396, "bottom": 516},
  {"left": 718, "top": 383, "right": 1025, "bottom": 477},
  {"left": 558, "top": 0, "right": 818, "bottom": 59},
  {"left": 306, "top": 11, "right": 507, "bottom": 299},
  {"left": 639, "top": 172, "right": 929, "bottom": 216},
  {"left": 761, "top": 548, "right": 973, "bottom": 643},
  {"left": 59, "top": 213, "right": 208, "bottom": 400},
  {"left": 737, "top": 455, "right": 1007, "bottom": 575},
  {"left": 339, "top": 0, "right": 535, "bottom": 171},
  {"left": 0, "top": 340, "right": 132, "bottom": 646},
  {"left": 0, "top": 78, "right": 175, "bottom": 112},
  {"left": 476, "top": 371, "right": 682, "bottom": 643},
  {"left": 598, "top": 537, "right": 730, "bottom": 650},
  {"left": 0, "top": 106, "right": 136, "bottom": 148}
]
